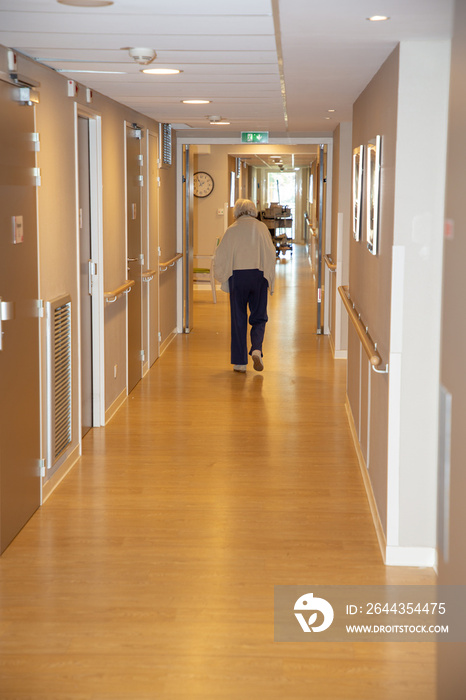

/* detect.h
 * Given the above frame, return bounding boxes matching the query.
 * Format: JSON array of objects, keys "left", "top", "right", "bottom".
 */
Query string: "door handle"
[
  {"left": 0, "top": 298, "right": 15, "bottom": 352},
  {"left": 127, "top": 257, "right": 138, "bottom": 273}
]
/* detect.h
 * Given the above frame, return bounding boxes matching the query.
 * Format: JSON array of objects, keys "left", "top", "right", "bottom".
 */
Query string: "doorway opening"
[
  {"left": 267, "top": 171, "right": 296, "bottom": 238},
  {"left": 75, "top": 106, "right": 104, "bottom": 431},
  {"left": 176, "top": 138, "right": 332, "bottom": 334}
]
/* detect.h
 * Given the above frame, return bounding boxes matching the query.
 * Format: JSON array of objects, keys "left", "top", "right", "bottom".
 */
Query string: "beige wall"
[
  {"left": 438, "top": 0, "right": 466, "bottom": 693},
  {"left": 7, "top": 48, "right": 177, "bottom": 486},
  {"left": 193, "top": 147, "right": 231, "bottom": 256},
  {"left": 349, "top": 47, "right": 400, "bottom": 531},
  {"left": 348, "top": 39, "right": 450, "bottom": 563}
]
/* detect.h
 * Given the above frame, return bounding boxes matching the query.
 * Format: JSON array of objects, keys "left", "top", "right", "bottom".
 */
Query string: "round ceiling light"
[
  {"left": 57, "top": 0, "right": 114, "bottom": 6},
  {"left": 367, "top": 15, "right": 390, "bottom": 21},
  {"left": 182, "top": 99, "right": 211, "bottom": 104}
]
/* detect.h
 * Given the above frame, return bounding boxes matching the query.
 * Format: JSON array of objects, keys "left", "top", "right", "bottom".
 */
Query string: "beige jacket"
[{"left": 213, "top": 215, "right": 276, "bottom": 293}]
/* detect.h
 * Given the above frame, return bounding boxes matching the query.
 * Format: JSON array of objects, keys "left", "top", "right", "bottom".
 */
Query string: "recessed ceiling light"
[
  {"left": 57, "top": 0, "right": 114, "bottom": 6},
  {"left": 210, "top": 120, "right": 230, "bottom": 125},
  {"left": 182, "top": 99, "right": 211, "bottom": 104},
  {"left": 367, "top": 15, "right": 390, "bottom": 21},
  {"left": 141, "top": 68, "right": 182, "bottom": 75},
  {"left": 58, "top": 69, "right": 126, "bottom": 74},
  {"left": 328, "top": 109, "right": 335, "bottom": 113}
]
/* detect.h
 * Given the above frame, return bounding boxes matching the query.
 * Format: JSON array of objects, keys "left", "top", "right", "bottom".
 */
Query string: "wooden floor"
[{"left": 0, "top": 246, "right": 435, "bottom": 699}]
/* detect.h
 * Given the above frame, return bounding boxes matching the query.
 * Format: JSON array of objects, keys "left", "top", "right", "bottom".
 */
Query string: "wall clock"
[{"left": 193, "top": 171, "right": 214, "bottom": 198}]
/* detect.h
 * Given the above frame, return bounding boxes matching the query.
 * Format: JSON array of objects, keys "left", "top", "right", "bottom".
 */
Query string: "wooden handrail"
[
  {"left": 142, "top": 269, "right": 157, "bottom": 280},
  {"left": 104, "top": 279, "right": 135, "bottom": 303},
  {"left": 324, "top": 253, "right": 337, "bottom": 271},
  {"left": 338, "top": 285, "right": 388, "bottom": 373},
  {"left": 159, "top": 252, "right": 183, "bottom": 268}
]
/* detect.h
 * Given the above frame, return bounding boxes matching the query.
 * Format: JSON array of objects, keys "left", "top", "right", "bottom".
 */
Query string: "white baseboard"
[
  {"left": 105, "top": 387, "right": 127, "bottom": 425},
  {"left": 41, "top": 444, "right": 80, "bottom": 504},
  {"left": 385, "top": 546, "right": 437, "bottom": 568}
]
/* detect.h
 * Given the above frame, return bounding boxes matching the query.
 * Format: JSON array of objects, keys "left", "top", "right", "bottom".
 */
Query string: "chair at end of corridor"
[{"left": 193, "top": 236, "right": 220, "bottom": 303}]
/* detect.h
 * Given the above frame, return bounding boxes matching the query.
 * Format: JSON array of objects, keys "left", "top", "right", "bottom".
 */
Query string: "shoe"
[
  {"left": 233, "top": 365, "right": 247, "bottom": 373},
  {"left": 251, "top": 350, "right": 264, "bottom": 372}
]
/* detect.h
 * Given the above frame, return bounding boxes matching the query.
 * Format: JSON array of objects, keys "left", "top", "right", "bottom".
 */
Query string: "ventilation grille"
[
  {"left": 47, "top": 295, "right": 72, "bottom": 468},
  {"left": 161, "top": 123, "right": 172, "bottom": 167}
]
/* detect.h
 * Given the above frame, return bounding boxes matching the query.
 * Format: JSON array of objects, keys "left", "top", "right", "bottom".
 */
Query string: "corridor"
[{"left": 0, "top": 246, "right": 435, "bottom": 699}]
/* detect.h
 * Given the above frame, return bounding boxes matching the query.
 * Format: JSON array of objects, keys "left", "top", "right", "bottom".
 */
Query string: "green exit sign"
[{"left": 241, "top": 131, "right": 269, "bottom": 144}]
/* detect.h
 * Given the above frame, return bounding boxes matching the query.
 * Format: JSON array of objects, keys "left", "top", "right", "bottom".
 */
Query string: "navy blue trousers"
[{"left": 228, "top": 269, "right": 269, "bottom": 365}]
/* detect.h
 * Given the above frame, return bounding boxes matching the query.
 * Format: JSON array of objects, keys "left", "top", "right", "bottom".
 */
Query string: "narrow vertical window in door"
[
  {"left": 77, "top": 116, "right": 93, "bottom": 437},
  {"left": 126, "top": 124, "right": 143, "bottom": 392}
]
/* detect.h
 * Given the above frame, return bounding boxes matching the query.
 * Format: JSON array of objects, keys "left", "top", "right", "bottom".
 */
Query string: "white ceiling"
[{"left": 0, "top": 0, "right": 454, "bottom": 137}]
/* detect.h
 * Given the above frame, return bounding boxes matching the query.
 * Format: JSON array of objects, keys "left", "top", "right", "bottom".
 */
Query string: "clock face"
[{"left": 193, "top": 171, "right": 214, "bottom": 198}]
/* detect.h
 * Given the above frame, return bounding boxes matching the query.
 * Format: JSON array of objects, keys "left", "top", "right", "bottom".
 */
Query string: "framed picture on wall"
[
  {"left": 366, "top": 135, "right": 381, "bottom": 255},
  {"left": 352, "top": 145, "right": 364, "bottom": 241}
]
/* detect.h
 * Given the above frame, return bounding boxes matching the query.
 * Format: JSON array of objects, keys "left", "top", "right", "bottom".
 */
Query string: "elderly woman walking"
[{"left": 214, "top": 199, "right": 276, "bottom": 372}]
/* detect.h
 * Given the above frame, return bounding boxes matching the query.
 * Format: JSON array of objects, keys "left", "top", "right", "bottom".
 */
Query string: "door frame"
[
  {"left": 74, "top": 104, "right": 105, "bottom": 428},
  {"left": 175, "top": 136, "right": 333, "bottom": 335},
  {"left": 124, "top": 120, "right": 144, "bottom": 393},
  {"left": 146, "top": 128, "right": 160, "bottom": 367}
]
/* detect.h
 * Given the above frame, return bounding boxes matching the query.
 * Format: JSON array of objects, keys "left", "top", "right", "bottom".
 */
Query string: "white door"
[
  {"left": 77, "top": 116, "right": 93, "bottom": 437},
  {"left": 148, "top": 131, "right": 159, "bottom": 364}
]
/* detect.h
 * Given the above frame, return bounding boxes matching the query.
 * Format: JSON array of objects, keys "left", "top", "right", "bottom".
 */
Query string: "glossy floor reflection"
[{"left": 0, "top": 246, "right": 435, "bottom": 699}]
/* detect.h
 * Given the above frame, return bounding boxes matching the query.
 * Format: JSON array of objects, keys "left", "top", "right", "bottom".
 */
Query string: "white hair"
[{"left": 233, "top": 199, "right": 257, "bottom": 219}]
